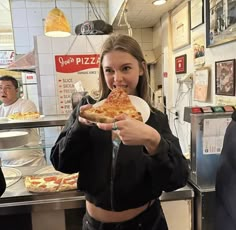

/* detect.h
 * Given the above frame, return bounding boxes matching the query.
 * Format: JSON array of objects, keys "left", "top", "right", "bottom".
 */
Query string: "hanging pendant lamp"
[{"left": 44, "top": 0, "right": 71, "bottom": 37}]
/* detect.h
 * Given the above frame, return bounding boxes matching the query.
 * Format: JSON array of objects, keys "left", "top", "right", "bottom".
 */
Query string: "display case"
[
  {"left": 0, "top": 115, "right": 86, "bottom": 230},
  {"left": 0, "top": 115, "right": 194, "bottom": 230}
]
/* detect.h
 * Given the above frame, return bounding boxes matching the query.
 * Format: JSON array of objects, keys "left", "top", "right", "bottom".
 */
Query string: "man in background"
[{"left": 0, "top": 75, "right": 46, "bottom": 167}]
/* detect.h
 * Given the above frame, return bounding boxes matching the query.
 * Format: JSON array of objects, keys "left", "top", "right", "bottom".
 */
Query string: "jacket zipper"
[{"left": 110, "top": 138, "right": 120, "bottom": 210}]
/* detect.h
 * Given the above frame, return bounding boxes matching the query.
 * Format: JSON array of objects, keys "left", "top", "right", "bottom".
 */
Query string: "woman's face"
[{"left": 102, "top": 50, "right": 144, "bottom": 95}]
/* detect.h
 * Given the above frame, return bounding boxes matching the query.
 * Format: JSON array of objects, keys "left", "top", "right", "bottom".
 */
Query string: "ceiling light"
[
  {"left": 44, "top": 0, "right": 71, "bottom": 37},
  {"left": 152, "top": 0, "right": 167, "bottom": 6}
]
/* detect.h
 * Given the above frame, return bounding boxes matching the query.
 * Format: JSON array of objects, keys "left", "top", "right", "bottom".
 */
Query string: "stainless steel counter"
[
  {"left": 0, "top": 166, "right": 194, "bottom": 216},
  {"left": 0, "top": 115, "right": 69, "bottom": 130}
]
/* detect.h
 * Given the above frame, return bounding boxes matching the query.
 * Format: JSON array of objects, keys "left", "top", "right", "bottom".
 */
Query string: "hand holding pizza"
[{"left": 97, "top": 114, "right": 161, "bottom": 152}]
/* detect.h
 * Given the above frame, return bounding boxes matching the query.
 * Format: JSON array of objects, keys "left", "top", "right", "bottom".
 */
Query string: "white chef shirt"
[{"left": 0, "top": 98, "right": 46, "bottom": 167}]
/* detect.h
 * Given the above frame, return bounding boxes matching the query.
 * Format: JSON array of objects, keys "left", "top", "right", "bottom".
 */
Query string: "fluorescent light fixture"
[
  {"left": 152, "top": 0, "right": 167, "bottom": 6},
  {"left": 44, "top": 1, "right": 71, "bottom": 37}
]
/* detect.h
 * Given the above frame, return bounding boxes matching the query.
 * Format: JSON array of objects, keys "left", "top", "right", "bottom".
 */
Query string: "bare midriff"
[{"left": 86, "top": 199, "right": 155, "bottom": 223}]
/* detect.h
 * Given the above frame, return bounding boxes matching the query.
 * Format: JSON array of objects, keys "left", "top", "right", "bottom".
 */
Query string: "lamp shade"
[{"left": 44, "top": 7, "right": 71, "bottom": 37}]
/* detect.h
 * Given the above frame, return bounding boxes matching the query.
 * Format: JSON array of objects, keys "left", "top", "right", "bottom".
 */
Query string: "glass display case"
[{"left": 0, "top": 115, "right": 86, "bottom": 230}]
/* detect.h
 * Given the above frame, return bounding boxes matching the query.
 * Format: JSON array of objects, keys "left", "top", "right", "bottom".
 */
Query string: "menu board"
[{"left": 55, "top": 54, "right": 100, "bottom": 114}]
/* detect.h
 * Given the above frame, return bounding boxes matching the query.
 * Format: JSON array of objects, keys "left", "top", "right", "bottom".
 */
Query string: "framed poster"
[
  {"left": 206, "top": 0, "right": 236, "bottom": 47},
  {"left": 215, "top": 59, "right": 235, "bottom": 96},
  {"left": 193, "top": 35, "right": 205, "bottom": 66},
  {"left": 191, "top": 0, "right": 204, "bottom": 30},
  {"left": 175, "top": 54, "right": 187, "bottom": 74},
  {"left": 171, "top": 2, "right": 190, "bottom": 50},
  {"left": 193, "top": 68, "right": 209, "bottom": 102}
]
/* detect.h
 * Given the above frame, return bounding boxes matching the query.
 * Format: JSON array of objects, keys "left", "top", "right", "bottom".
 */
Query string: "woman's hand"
[{"left": 97, "top": 114, "right": 161, "bottom": 154}]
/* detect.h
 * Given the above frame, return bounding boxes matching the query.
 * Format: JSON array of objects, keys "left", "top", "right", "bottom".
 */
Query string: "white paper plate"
[
  {"left": 0, "top": 117, "right": 9, "bottom": 123},
  {"left": 0, "top": 131, "right": 29, "bottom": 149},
  {"left": 93, "top": 95, "right": 150, "bottom": 123},
  {"left": 2, "top": 167, "right": 22, "bottom": 188},
  {"left": 8, "top": 115, "right": 45, "bottom": 122}
]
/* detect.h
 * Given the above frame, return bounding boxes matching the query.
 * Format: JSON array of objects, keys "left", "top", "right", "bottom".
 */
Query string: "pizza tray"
[
  {"left": 92, "top": 95, "right": 150, "bottom": 123},
  {"left": 2, "top": 167, "right": 22, "bottom": 188}
]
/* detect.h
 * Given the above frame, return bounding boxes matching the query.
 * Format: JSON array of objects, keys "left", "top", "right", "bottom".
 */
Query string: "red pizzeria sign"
[{"left": 55, "top": 54, "right": 100, "bottom": 73}]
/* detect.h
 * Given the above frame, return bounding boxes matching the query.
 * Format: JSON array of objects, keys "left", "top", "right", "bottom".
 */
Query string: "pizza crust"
[
  {"left": 24, "top": 174, "right": 78, "bottom": 193},
  {"left": 80, "top": 88, "right": 143, "bottom": 123}
]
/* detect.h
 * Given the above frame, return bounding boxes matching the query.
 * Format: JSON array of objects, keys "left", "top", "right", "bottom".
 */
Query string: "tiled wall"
[{"left": 10, "top": 0, "right": 108, "bottom": 54}]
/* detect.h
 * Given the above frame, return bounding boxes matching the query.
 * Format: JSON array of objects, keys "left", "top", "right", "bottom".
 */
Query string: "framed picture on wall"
[
  {"left": 215, "top": 59, "right": 235, "bottom": 96},
  {"left": 175, "top": 54, "right": 187, "bottom": 74},
  {"left": 171, "top": 2, "right": 190, "bottom": 50},
  {"left": 206, "top": 0, "right": 236, "bottom": 47},
  {"left": 193, "top": 68, "right": 209, "bottom": 102},
  {"left": 191, "top": 0, "right": 204, "bottom": 30}
]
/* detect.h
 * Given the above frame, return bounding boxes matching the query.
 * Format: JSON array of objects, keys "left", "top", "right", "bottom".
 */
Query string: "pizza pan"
[
  {"left": 2, "top": 167, "right": 22, "bottom": 187},
  {"left": 0, "top": 131, "right": 29, "bottom": 149}
]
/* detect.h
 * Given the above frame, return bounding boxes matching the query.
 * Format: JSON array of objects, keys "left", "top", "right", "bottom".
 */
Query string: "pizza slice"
[
  {"left": 80, "top": 87, "right": 143, "bottom": 123},
  {"left": 24, "top": 174, "right": 78, "bottom": 193},
  {"left": 8, "top": 112, "right": 40, "bottom": 120}
]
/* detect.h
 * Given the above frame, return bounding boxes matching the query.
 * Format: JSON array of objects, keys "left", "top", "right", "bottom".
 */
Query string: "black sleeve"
[
  {"left": 147, "top": 110, "right": 190, "bottom": 192},
  {"left": 50, "top": 97, "right": 92, "bottom": 174},
  {"left": 0, "top": 167, "right": 6, "bottom": 196}
]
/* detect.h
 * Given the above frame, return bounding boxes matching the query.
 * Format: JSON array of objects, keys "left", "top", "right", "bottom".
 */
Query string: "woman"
[
  {"left": 51, "top": 34, "right": 189, "bottom": 230},
  {"left": 215, "top": 110, "right": 236, "bottom": 230}
]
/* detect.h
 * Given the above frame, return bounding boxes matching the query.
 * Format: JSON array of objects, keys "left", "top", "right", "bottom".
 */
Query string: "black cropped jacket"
[{"left": 50, "top": 97, "right": 189, "bottom": 211}]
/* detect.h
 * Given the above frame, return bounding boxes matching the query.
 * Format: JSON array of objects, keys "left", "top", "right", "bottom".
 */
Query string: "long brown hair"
[{"left": 98, "top": 34, "right": 151, "bottom": 105}]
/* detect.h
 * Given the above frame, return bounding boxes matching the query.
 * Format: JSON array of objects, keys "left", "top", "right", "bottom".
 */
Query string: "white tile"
[
  {"left": 86, "top": 35, "right": 105, "bottom": 53},
  {"left": 40, "top": 75, "right": 56, "bottom": 96},
  {"left": 56, "top": 1, "right": 71, "bottom": 8},
  {"left": 67, "top": 35, "right": 87, "bottom": 54},
  {"left": 28, "top": 28, "right": 44, "bottom": 49},
  {"left": 41, "top": 8, "right": 53, "bottom": 19},
  {"left": 51, "top": 37, "right": 71, "bottom": 54},
  {"left": 25, "top": 84, "right": 38, "bottom": 95},
  {"left": 71, "top": 8, "right": 87, "bottom": 26},
  {"left": 15, "top": 46, "right": 31, "bottom": 54},
  {"left": 25, "top": 0, "right": 41, "bottom": 8},
  {"left": 38, "top": 54, "right": 54, "bottom": 75},
  {"left": 40, "top": 2, "right": 55, "bottom": 8},
  {"left": 11, "top": 8, "right": 28, "bottom": 27},
  {"left": 26, "top": 8, "right": 43, "bottom": 27},
  {"left": 14, "top": 27, "right": 30, "bottom": 46},
  {"left": 36, "top": 35, "right": 52, "bottom": 54},
  {"left": 11, "top": 0, "right": 26, "bottom": 8},
  {"left": 41, "top": 96, "right": 57, "bottom": 115},
  {"left": 71, "top": 0, "right": 86, "bottom": 7}
]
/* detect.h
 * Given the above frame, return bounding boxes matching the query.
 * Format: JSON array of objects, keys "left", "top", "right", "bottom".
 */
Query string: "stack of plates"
[{"left": 0, "top": 131, "right": 29, "bottom": 149}]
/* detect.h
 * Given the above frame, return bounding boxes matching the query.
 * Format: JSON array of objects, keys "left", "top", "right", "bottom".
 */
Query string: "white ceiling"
[
  {"left": 0, "top": 0, "right": 184, "bottom": 32},
  {"left": 112, "top": 0, "right": 184, "bottom": 29}
]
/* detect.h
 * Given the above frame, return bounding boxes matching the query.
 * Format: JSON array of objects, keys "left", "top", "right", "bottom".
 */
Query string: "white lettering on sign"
[
  {"left": 58, "top": 57, "right": 75, "bottom": 67},
  {"left": 76, "top": 57, "right": 99, "bottom": 65}
]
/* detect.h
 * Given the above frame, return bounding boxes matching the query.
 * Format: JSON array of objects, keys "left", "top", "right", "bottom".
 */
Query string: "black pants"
[{"left": 82, "top": 200, "right": 168, "bottom": 230}]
